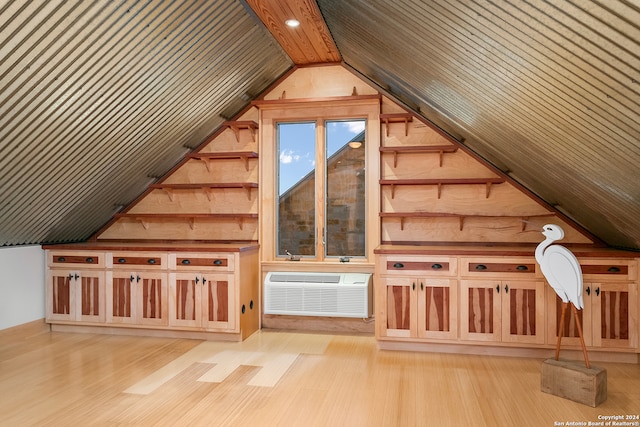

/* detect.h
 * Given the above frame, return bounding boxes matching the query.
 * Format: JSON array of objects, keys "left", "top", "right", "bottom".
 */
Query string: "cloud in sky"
[
  {"left": 328, "top": 120, "right": 366, "bottom": 134},
  {"left": 279, "top": 149, "right": 300, "bottom": 164}
]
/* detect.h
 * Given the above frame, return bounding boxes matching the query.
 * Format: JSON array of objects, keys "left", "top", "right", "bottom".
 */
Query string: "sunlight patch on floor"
[{"left": 124, "top": 331, "right": 331, "bottom": 395}]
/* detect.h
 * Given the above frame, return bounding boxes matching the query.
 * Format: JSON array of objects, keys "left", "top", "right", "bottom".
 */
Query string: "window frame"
[{"left": 258, "top": 97, "right": 380, "bottom": 264}]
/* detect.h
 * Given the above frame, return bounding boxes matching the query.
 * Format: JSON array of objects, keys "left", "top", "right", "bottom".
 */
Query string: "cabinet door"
[
  {"left": 202, "top": 274, "right": 235, "bottom": 331},
  {"left": 417, "top": 278, "right": 457, "bottom": 340},
  {"left": 137, "top": 272, "right": 167, "bottom": 326},
  {"left": 380, "top": 277, "right": 416, "bottom": 338},
  {"left": 47, "top": 270, "right": 105, "bottom": 323},
  {"left": 107, "top": 271, "right": 137, "bottom": 324},
  {"left": 169, "top": 273, "right": 203, "bottom": 328},
  {"left": 47, "top": 270, "right": 75, "bottom": 322},
  {"left": 460, "top": 280, "right": 501, "bottom": 342},
  {"left": 500, "top": 280, "right": 545, "bottom": 344},
  {"left": 591, "top": 282, "right": 637, "bottom": 349},
  {"left": 76, "top": 270, "right": 105, "bottom": 323}
]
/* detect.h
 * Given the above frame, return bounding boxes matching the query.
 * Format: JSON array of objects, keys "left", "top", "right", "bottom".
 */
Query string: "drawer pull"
[
  {"left": 181, "top": 259, "right": 191, "bottom": 265},
  {"left": 85, "top": 257, "right": 94, "bottom": 263},
  {"left": 516, "top": 265, "right": 528, "bottom": 271},
  {"left": 213, "top": 259, "right": 223, "bottom": 266},
  {"left": 607, "top": 266, "right": 621, "bottom": 273},
  {"left": 475, "top": 264, "right": 487, "bottom": 270},
  {"left": 431, "top": 263, "right": 443, "bottom": 270},
  {"left": 147, "top": 259, "right": 156, "bottom": 264},
  {"left": 393, "top": 262, "right": 404, "bottom": 269},
  {"left": 57, "top": 257, "right": 66, "bottom": 262},
  {"left": 118, "top": 258, "right": 126, "bottom": 263}
]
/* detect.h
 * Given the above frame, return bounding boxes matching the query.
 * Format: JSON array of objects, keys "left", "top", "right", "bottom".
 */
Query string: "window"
[{"left": 277, "top": 119, "right": 366, "bottom": 260}]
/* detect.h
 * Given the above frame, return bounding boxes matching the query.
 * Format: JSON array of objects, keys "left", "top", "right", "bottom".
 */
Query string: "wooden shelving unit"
[
  {"left": 379, "top": 177, "right": 505, "bottom": 199},
  {"left": 114, "top": 213, "right": 258, "bottom": 230},
  {"left": 188, "top": 151, "right": 258, "bottom": 171},
  {"left": 150, "top": 183, "right": 258, "bottom": 201},
  {"left": 379, "top": 113, "right": 413, "bottom": 136},
  {"left": 379, "top": 212, "right": 556, "bottom": 231},
  {"left": 222, "top": 120, "right": 258, "bottom": 142},
  {"left": 380, "top": 145, "right": 458, "bottom": 167}
]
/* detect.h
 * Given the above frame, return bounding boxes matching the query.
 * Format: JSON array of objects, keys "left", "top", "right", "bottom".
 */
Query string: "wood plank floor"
[{"left": 1, "top": 321, "right": 639, "bottom": 426}]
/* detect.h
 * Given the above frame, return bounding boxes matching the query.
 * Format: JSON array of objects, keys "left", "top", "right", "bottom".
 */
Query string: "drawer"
[
  {"left": 48, "top": 250, "right": 105, "bottom": 268},
  {"left": 381, "top": 255, "right": 457, "bottom": 276},
  {"left": 170, "top": 253, "right": 234, "bottom": 271},
  {"left": 461, "top": 257, "right": 538, "bottom": 278},
  {"left": 578, "top": 258, "right": 637, "bottom": 281},
  {"left": 109, "top": 252, "right": 167, "bottom": 270}
]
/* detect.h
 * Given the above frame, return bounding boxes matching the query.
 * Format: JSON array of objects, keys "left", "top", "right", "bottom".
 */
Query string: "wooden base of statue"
[
  {"left": 541, "top": 359, "right": 607, "bottom": 407},
  {"left": 542, "top": 302, "right": 606, "bottom": 407}
]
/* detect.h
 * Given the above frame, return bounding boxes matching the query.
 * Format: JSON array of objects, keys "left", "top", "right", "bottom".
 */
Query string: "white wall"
[{"left": 0, "top": 245, "right": 45, "bottom": 330}]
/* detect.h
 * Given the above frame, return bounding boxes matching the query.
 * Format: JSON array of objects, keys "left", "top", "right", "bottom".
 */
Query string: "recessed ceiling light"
[{"left": 285, "top": 19, "right": 300, "bottom": 28}]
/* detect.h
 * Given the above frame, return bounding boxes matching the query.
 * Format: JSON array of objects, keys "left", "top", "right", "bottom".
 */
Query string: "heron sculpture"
[{"left": 535, "top": 224, "right": 590, "bottom": 368}]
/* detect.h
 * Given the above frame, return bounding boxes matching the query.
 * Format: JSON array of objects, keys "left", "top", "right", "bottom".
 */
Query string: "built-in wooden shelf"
[
  {"left": 114, "top": 213, "right": 258, "bottom": 230},
  {"left": 223, "top": 120, "right": 258, "bottom": 142},
  {"left": 380, "top": 113, "right": 413, "bottom": 136},
  {"left": 188, "top": 151, "right": 258, "bottom": 171},
  {"left": 380, "top": 145, "right": 458, "bottom": 167},
  {"left": 379, "top": 212, "right": 556, "bottom": 231},
  {"left": 150, "top": 183, "right": 258, "bottom": 201},
  {"left": 379, "top": 178, "right": 505, "bottom": 199}
]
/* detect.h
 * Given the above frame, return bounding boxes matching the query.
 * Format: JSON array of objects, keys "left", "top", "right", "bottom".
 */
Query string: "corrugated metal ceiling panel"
[
  {"left": 0, "top": 0, "right": 291, "bottom": 246},
  {"left": 319, "top": 0, "right": 640, "bottom": 250}
]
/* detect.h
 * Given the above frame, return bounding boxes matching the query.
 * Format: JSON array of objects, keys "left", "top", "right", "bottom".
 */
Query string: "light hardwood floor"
[{"left": 1, "top": 321, "right": 639, "bottom": 426}]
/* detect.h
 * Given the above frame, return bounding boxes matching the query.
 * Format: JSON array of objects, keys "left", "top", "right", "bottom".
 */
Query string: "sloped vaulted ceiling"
[
  {"left": 0, "top": 0, "right": 639, "bottom": 251},
  {"left": 317, "top": 0, "right": 640, "bottom": 250},
  {"left": 0, "top": 0, "right": 291, "bottom": 246}
]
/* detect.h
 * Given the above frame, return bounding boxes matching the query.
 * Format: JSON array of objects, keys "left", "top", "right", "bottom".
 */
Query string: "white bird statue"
[{"left": 535, "top": 224, "right": 590, "bottom": 368}]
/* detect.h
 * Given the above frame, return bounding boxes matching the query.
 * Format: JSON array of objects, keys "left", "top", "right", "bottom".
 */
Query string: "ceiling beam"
[{"left": 245, "top": 0, "right": 341, "bottom": 64}]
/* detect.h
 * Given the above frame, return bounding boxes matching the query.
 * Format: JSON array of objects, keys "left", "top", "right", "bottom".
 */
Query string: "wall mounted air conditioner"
[{"left": 264, "top": 272, "right": 373, "bottom": 318}]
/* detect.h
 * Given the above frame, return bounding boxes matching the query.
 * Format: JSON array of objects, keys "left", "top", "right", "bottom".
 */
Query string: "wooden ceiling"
[{"left": 245, "top": 0, "right": 340, "bottom": 64}]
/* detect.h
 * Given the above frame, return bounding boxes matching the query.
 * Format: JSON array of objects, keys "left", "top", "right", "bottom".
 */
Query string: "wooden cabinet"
[
  {"left": 45, "top": 244, "right": 259, "bottom": 341},
  {"left": 546, "top": 259, "right": 638, "bottom": 350},
  {"left": 459, "top": 257, "right": 545, "bottom": 345},
  {"left": 106, "top": 252, "right": 168, "bottom": 326},
  {"left": 460, "top": 279, "right": 545, "bottom": 345},
  {"left": 376, "top": 255, "right": 458, "bottom": 341},
  {"left": 169, "top": 253, "right": 236, "bottom": 331},
  {"left": 375, "top": 247, "right": 639, "bottom": 360},
  {"left": 46, "top": 251, "right": 105, "bottom": 324}
]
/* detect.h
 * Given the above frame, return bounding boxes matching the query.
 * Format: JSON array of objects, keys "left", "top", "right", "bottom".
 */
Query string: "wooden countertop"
[
  {"left": 42, "top": 241, "right": 259, "bottom": 253},
  {"left": 374, "top": 244, "right": 639, "bottom": 258}
]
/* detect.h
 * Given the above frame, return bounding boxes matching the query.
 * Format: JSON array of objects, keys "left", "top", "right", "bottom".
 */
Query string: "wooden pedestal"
[{"left": 540, "top": 359, "right": 607, "bottom": 407}]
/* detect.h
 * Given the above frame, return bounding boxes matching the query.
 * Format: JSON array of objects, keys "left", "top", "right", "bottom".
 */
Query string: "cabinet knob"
[
  {"left": 57, "top": 257, "right": 66, "bottom": 262},
  {"left": 85, "top": 257, "right": 94, "bottom": 263},
  {"left": 595, "top": 287, "right": 600, "bottom": 296},
  {"left": 516, "top": 265, "right": 528, "bottom": 271},
  {"left": 608, "top": 266, "right": 621, "bottom": 273},
  {"left": 586, "top": 286, "right": 591, "bottom": 296},
  {"left": 250, "top": 300, "right": 254, "bottom": 310},
  {"left": 393, "top": 262, "right": 404, "bottom": 269},
  {"left": 475, "top": 264, "right": 487, "bottom": 270},
  {"left": 213, "top": 259, "right": 223, "bottom": 265},
  {"left": 118, "top": 258, "right": 127, "bottom": 263},
  {"left": 147, "top": 259, "right": 156, "bottom": 264},
  {"left": 241, "top": 304, "right": 246, "bottom": 314},
  {"left": 431, "top": 263, "right": 442, "bottom": 269},
  {"left": 181, "top": 259, "right": 191, "bottom": 265}
]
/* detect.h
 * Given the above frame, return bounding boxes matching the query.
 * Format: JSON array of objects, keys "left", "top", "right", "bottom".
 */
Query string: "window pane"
[
  {"left": 277, "top": 122, "right": 316, "bottom": 256},
  {"left": 325, "top": 120, "right": 366, "bottom": 257}
]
